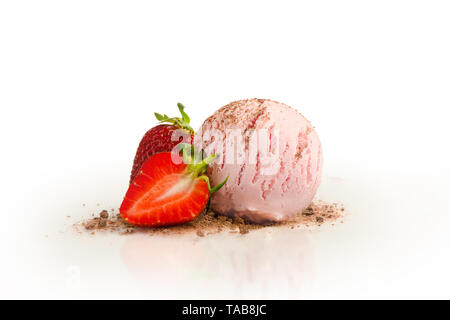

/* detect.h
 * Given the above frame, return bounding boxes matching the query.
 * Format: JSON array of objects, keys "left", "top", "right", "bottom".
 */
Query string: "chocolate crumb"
[
  {"left": 75, "top": 201, "right": 344, "bottom": 237},
  {"left": 302, "top": 207, "right": 314, "bottom": 216},
  {"left": 196, "top": 230, "right": 205, "bottom": 237},
  {"left": 239, "top": 225, "right": 249, "bottom": 234},
  {"left": 99, "top": 210, "right": 109, "bottom": 219},
  {"left": 85, "top": 221, "right": 97, "bottom": 230},
  {"left": 233, "top": 216, "right": 245, "bottom": 224}
]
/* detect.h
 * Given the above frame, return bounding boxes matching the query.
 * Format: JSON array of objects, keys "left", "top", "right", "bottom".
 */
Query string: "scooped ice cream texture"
[{"left": 194, "top": 99, "right": 323, "bottom": 223}]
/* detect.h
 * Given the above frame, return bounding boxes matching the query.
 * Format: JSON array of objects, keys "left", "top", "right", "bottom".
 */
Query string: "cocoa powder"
[{"left": 74, "top": 201, "right": 344, "bottom": 237}]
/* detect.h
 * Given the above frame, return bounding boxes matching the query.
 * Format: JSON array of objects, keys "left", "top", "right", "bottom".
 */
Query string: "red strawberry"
[
  {"left": 130, "top": 103, "right": 194, "bottom": 184},
  {"left": 120, "top": 149, "right": 228, "bottom": 227}
]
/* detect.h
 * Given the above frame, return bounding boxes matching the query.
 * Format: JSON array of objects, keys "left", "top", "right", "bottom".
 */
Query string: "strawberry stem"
[
  {"left": 189, "top": 154, "right": 217, "bottom": 177},
  {"left": 176, "top": 143, "right": 207, "bottom": 165},
  {"left": 176, "top": 143, "right": 229, "bottom": 196}
]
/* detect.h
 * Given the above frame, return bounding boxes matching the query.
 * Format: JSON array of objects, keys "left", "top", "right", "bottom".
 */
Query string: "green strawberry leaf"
[
  {"left": 177, "top": 103, "right": 190, "bottom": 124},
  {"left": 210, "top": 175, "right": 229, "bottom": 194},
  {"left": 154, "top": 112, "right": 165, "bottom": 121}
]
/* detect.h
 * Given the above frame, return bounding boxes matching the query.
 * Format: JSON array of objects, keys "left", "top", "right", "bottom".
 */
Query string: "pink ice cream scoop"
[{"left": 194, "top": 98, "right": 323, "bottom": 223}]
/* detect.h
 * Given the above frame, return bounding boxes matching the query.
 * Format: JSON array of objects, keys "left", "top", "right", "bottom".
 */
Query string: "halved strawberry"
[{"left": 120, "top": 148, "right": 227, "bottom": 227}]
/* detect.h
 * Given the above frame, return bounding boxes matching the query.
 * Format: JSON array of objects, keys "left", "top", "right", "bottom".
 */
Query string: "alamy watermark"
[{"left": 170, "top": 128, "right": 282, "bottom": 176}]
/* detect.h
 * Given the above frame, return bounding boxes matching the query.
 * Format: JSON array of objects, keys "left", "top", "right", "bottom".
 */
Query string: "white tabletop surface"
[{"left": 2, "top": 170, "right": 449, "bottom": 299}]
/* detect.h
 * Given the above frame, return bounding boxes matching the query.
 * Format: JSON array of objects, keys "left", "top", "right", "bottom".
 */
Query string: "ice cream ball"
[{"left": 194, "top": 98, "right": 323, "bottom": 223}]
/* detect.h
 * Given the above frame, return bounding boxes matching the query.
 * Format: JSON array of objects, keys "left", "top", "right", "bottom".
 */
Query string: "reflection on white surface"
[
  {"left": 5, "top": 173, "right": 450, "bottom": 299},
  {"left": 121, "top": 230, "right": 313, "bottom": 299}
]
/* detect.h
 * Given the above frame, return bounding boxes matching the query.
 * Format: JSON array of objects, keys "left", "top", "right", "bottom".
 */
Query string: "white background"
[{"left": 1, "top": 1, "right": 450, "bottom": 299}]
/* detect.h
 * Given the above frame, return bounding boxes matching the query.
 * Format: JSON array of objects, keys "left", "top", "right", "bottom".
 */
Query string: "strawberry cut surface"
[{"left": 120, "top": 152, "right": 209, "bottom": 227}]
